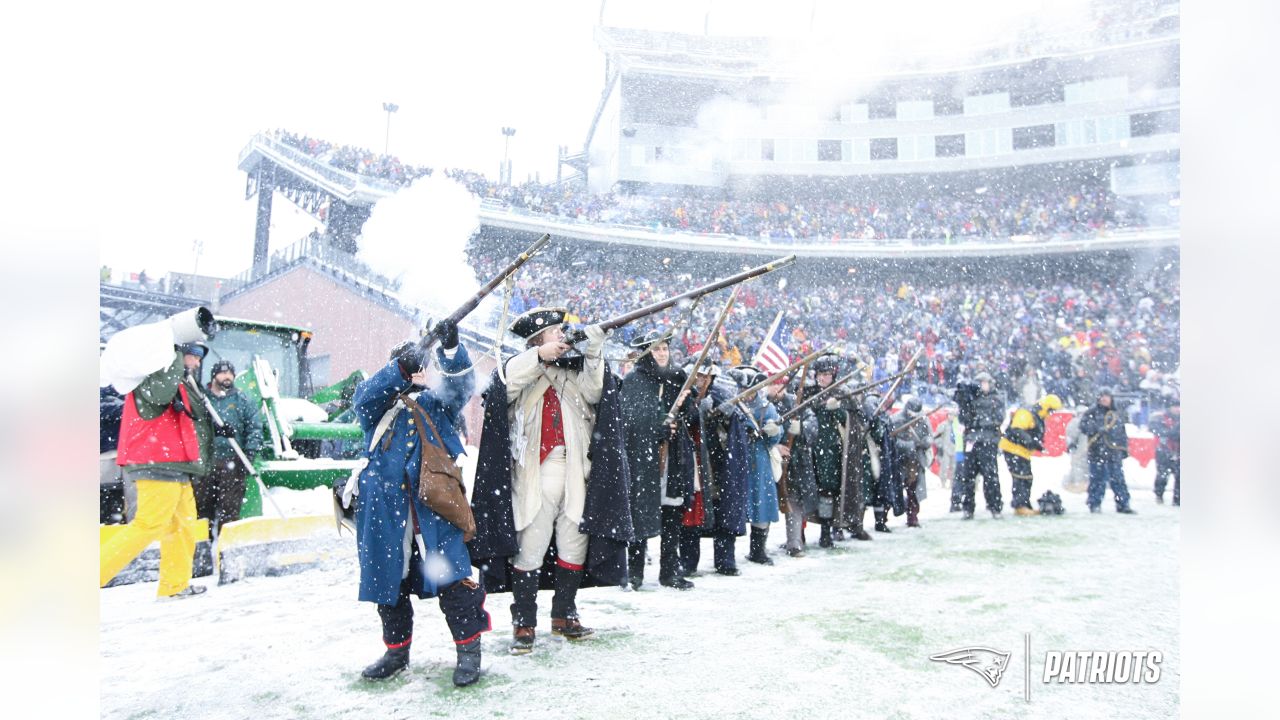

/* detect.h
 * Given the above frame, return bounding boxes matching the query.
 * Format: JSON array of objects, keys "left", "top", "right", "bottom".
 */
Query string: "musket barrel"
[
  {"left": 419, "top": 233, "right": 550, "bottom": 354},
  {"left": 724, "top": 346, "right": 832, "bottom": 407},
  {"left": 564, "top": 254, "right": 796, "bottom": 344},
  {"left": 663, "top": 285, "right": 742, "bottom": 426},
  {"left": 778, "top": 362, "right": 915, "bottom": 423}
]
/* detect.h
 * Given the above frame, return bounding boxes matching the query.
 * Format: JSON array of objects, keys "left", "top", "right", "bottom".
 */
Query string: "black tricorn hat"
[
  {"left": 630, "top": 328, "right": 673, "bottom": 350},
  {"left": 812, "top": 354, "right": 840, "bottom": 374},
  {"left": 509, "top": 306, "right": 568, "bottom": 340}
]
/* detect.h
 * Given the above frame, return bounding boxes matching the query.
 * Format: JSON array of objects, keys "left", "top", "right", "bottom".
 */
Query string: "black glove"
[
  {"left": 171, "top": 394, "right": 192, "bottom": 418},
  {"left": 214, "top": 422, "right": 237, "bottom": 439},
  {"left": 433, "top": 318, "right": 459, "bottom": 350},
  {"left": 390, "top": 340, "right": 424, "bottom": 377}
]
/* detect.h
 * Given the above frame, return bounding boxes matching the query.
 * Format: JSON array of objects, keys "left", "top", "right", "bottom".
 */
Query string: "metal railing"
[
  {"left": 475, "top": 198, "right": 1177, "bottom": 250},
  {"left": 250, "top": 133, "right": 416, "bottom": 197},
  {"left": 221, "top": 233, "right": 403, "bottom": 298}
]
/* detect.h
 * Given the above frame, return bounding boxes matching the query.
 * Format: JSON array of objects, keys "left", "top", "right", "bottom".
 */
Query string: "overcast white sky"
[{"left": 6, "top": 0, "right": 1082, "bottom": 282}]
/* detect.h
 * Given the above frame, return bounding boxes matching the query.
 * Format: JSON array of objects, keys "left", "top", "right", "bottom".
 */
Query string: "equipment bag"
[{"left": 401, "top": 394, "right": 477, "bottom": 542}]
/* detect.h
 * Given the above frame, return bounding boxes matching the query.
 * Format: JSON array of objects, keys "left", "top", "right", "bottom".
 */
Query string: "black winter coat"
[{"left": 1078, "top": 403, "right": 1129, "bottom": 463}]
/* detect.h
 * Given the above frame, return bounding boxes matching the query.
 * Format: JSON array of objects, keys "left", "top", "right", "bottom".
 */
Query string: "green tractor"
[
  {"left": 199, "top": 317, "right": 366, "bottom": 518},
  {"left": 100, "top": 315, "right": 368, "bottom": 586}
]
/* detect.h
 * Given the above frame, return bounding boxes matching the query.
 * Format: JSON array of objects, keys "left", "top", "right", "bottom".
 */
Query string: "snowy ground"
[{"left": 100, "top": 455, "right": 1177, "bottom": 719}]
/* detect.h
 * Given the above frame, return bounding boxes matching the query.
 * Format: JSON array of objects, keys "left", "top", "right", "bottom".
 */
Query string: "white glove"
[
  {"left": 825, "top": 397, "right": 841, "bottom": 410},
  {"left": 583, "top": 324, "right": 607, "bottom": 348},
  {"left": 787, "top": 419, "right": 801, "bottom": 436},
  {"left": 763, "top": 421, "right": 782, "bottom": 438}
]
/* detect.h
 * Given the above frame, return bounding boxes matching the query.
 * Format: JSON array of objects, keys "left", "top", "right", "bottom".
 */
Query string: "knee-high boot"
[{"left": 747, "top": 525, "right": 774, "bottom": 565}]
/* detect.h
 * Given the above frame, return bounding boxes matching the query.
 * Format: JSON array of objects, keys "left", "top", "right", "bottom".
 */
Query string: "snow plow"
[{"left": 100, "top": 316, "right": 364, "bottom": 587}]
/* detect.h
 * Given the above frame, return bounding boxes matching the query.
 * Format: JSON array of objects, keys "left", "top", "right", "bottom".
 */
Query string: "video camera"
[{"left": 168, "top": 306, "right": 218, "bottom": 344}]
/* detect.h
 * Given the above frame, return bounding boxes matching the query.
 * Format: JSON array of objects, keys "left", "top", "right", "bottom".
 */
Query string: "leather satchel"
[{"left": 400, "top": 394, "right": 476, "bottom": 542}]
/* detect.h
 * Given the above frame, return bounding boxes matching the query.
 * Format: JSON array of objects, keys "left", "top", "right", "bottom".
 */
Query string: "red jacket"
[{"left": 116, "top": 384, "right": 202, "bottom": 466}]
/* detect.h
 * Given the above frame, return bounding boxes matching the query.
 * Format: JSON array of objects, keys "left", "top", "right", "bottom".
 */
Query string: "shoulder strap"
[
  {"left": 368, "top": 401, "right": 404, "bottom": 453},
  {"left": 401, "top": 393, "right": 450, "bottom": 451}
]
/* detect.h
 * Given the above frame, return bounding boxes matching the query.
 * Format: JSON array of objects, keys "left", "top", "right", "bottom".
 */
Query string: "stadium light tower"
[
  {"left": 382, "top": 102, "right": 399, "bottom": 155},
  {"left": 501, "top": 126, "right": 516, "bottom": 185}
]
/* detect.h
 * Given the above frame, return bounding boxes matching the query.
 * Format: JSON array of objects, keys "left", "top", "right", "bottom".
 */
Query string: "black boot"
[
  {"left": 747, "top": 526, "right": 774, "bottom": 565},
  {"left": 874, "top": 508, "right": 891, "bottom": 533},
  {"left": 852, "top": 509, "right": 873, "bottom": 540},
  {"left": 659, "top": 507, "right": 693, "bottom": 589},
  {"left": 510, "top": 569, "right": 539, "bottom": 629},
  {"left": 819, "top": 522, "right": 833, "bottom": 548},
  {"left": 362, "top": 645, "right": 410, "bottom": 680},
  {"left": 452, "top": 638, "right": 482, "bottom": 687},
  {"left": 679, "top": 526, "right": 702, "bottom": 577},
  {"left": 626, "top": 542, "right": 645, "bottom": 590},
  {"left": 713, "top": 533, "right": 740, "bottom": 575},
  {"left": 510, "top": 568, "right": 539, "bottom": 655},
  {"left": 550, "top": 568, "right": 593, "bottom": 639}
]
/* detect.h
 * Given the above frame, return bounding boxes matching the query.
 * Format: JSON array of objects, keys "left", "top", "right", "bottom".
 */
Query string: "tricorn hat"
[
  {"left": 509, "top": 306, "right": 568, "bottom": 340},
  {"left": 812, "top": 354, "right": 840, "bottom": 374},
  {"left": 731, "top": 364, "right": 766, "bottom": 388},
  {"left": 630, "top": 328, "right": 673, "bottom": 350}
]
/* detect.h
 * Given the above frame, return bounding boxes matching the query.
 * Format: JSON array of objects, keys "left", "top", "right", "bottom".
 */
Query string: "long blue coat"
[
  {"left": 353, "top": 346, "right": 475, "bottom": 605},
  {"left": 743, "top": 394, "right": 782, "bottom": 524}
]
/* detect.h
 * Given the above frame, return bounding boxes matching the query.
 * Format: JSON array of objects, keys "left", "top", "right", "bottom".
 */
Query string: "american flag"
[{"left": 752, "top": 311, "right": 790, "bottom": 376}]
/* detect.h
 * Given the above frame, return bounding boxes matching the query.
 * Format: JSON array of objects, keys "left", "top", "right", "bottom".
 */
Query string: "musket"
[
  {"left": 888, "top": 403, "right": 949, "bottom": 438},
  {"left": 775, "top": 354, "right": 814, "bottom": 515},
  {"left": 721, "top": 346, "right": 833, "bottom": 410},
  {"left": 778, "top": 362, "right": 913, "bottom": 423},
  {"left": 419, "top": 233, "right": 550, "bottom": 355},
  {"left": 873, "top": 348, "right": 923, "bottom": 416},
  {"left": 663, "top": 285, "right": 742, "bottom": 427},
  {"left": 563, "top": 254, "right": 797, "bottom": 345}
]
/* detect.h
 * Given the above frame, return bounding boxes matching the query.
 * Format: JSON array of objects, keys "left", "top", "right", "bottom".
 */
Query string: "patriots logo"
[{"left": 929, "top": 647, "right": 1011, "bottom": 688}]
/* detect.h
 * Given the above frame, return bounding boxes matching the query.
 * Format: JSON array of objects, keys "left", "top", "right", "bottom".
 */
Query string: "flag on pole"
[{"left": 752, "top": 311, "right": 790, "bottom": 375}]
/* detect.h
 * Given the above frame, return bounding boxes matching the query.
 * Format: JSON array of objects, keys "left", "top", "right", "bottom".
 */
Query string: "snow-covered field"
[{"left": 100, "top": 455, "right": 1177, "bottom": 719}]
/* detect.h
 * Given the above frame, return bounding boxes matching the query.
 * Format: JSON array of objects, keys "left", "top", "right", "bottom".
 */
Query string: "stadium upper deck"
[{"left": 585, "top": 1, "right": 1179, "bottom": 207}]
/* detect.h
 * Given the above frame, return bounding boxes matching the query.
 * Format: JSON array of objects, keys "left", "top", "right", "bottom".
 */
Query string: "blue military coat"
[{"left": 352, "top": 346, "right": 474, "bottom": 605}]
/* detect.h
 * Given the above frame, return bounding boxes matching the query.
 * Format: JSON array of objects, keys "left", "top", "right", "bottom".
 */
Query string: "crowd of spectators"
[
  {"left": 451, "top": 169, "right": 1149, "bottom": 243},
  {"left": 268, "top": 130, "right": 432, "bottom": 187},
  {"left": 469, "top": 246, "right": 1180, "bottom": 425},
  {"left": 262, "top": 129, "right": 1155, "bottom": 243}
]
